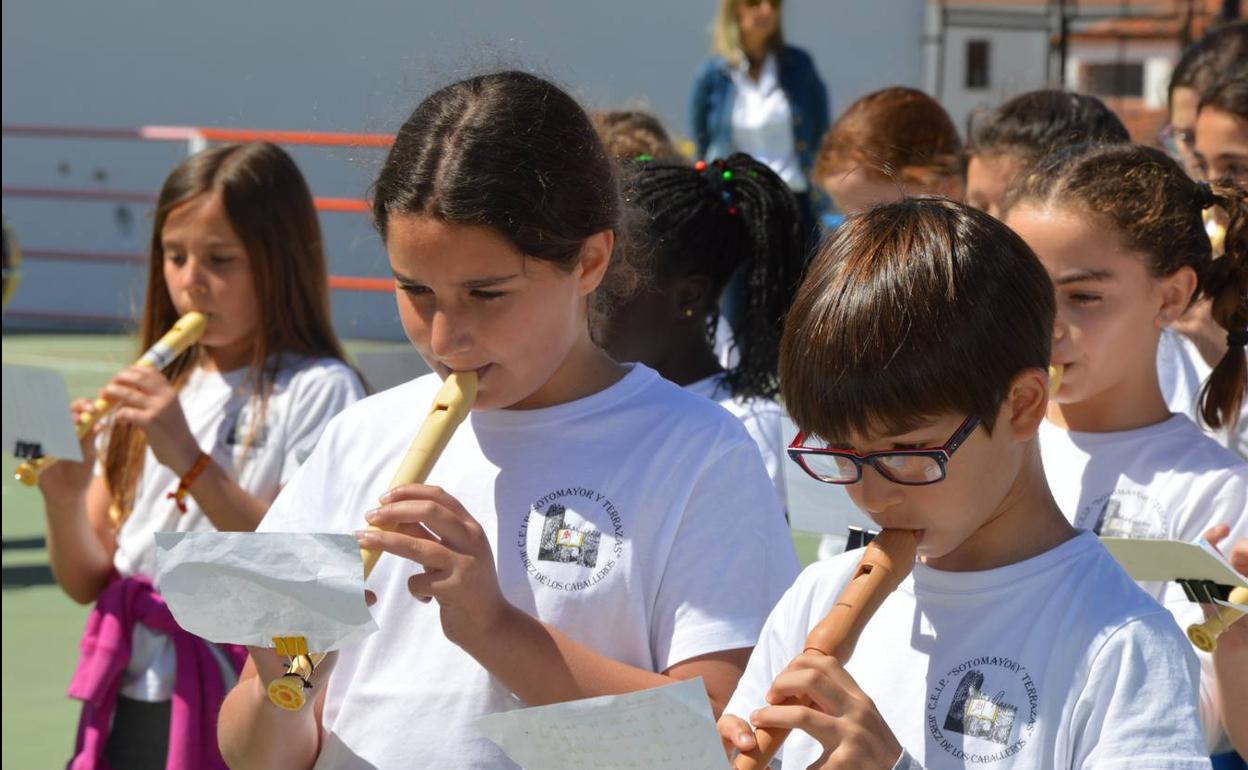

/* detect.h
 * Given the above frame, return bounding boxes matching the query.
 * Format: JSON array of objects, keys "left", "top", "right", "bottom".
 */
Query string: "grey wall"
[{"left": 3, "top": 0, "right": 924, "bottom": 339}]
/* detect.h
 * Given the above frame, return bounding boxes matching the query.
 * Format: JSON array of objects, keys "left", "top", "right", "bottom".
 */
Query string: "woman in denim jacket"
[
  {"left": 689, "top": 0, "right": 828, "bottom": 238},
  {"left": 690, "top": 0, "right": 828, "bottom": 361}
]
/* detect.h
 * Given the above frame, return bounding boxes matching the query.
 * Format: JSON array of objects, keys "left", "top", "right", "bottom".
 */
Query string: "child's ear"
[
  {"left": 673, "top": 275, "right": 712, "bottom": 319},
  {"left": 1156, "top": 265, "right": 1198, "bottom": 329},
  {"left": 1003, "top": 367, "right": 1048, "bottom": 440},
  {"left": 576, "top": 230, "right": 615, "bottom": 296}
]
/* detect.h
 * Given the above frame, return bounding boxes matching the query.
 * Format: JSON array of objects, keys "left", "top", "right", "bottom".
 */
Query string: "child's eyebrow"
[
  {"left": 460, "top": 274, "right": 520, "bottom": 289},
  {"left": 389, "top": 271, "right": 520, "bottom": 288},
  {"left": 1055, "top": 269, "right": 1113, "bottom": 285}
]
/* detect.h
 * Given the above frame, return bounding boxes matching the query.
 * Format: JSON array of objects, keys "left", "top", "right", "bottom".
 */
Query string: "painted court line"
[{"left": 1, "top": 354, "right": 122, "bottom": 374}]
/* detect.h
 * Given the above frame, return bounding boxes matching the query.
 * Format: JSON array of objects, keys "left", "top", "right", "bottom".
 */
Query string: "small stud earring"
[{"left": 684, "top": 308, "right": 695, "bottom": 318}]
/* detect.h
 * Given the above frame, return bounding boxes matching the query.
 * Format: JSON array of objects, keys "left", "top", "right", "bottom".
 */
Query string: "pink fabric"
[{"left": 66, "top": 573, "right": 247, "bottom": 770}]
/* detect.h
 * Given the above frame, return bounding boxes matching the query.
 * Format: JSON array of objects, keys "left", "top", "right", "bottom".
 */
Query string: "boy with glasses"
[{"left": 718, "top": 197, "right": 1209, "bottom": 769}]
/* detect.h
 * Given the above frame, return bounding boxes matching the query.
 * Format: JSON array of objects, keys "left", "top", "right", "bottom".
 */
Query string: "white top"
[
  {"left": 715, "top": 313, "right": 740, "bottom": 370},
  {"left": 731, "top": 52, "right": 807, "bottom": 192},
  {"left": 1157, "top": 327, "right": 1248, "bottom": 460},
  {"left": 1040, "top": 414, "right": 1248, "bottom": 751},
  {"left": 684, "top": 372, "right": 787, "bottom": 508},
  {"left": 258, "top": 365, "right": 800, "bottom": 770},
  {"left": 115, "top": 354, "right": 364, "bottom": 700},
  {"left": 725, "top": 532, "right": 1209, "bottom": 769}
]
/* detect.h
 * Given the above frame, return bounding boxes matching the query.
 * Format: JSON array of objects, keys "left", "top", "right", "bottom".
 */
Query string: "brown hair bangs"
[{"left": 779, "top": 196, "right": 1055, "bottom": 444}]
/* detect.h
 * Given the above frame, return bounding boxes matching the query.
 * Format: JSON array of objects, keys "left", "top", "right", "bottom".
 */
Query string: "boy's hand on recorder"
[
  {"left": 750, "top": 652, "right": 902, "bottom": 770},
  {"left": 37, "top": 398, "right": 102, "bottom": 502},
  {"left": 103, "top": 366, "right": 201, "bottom": 475},
  {"left": 359, "top": 483, "right": 511, "bottom": 648},
  {"left": 717, "top": 713, "right": 759, "bottom": 759}
]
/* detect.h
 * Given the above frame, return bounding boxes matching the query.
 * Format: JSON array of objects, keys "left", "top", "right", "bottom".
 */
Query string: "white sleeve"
[
  {"left": 258, "top": 408, "right": 351, "bottom": 534},
  {"left": 278, "top": 364, "right": 364, "bottom": 484},
  {"left": 1069, "top": 612, "right": 1211, "bottom": 769},
  {"left": 650, "top": 437, "right": 800, "bottom": 671},
  {"left": 722, "top": 570, "right": 807, "bottom": 724}
]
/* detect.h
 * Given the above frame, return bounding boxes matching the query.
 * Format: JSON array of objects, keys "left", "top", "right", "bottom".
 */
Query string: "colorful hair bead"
[{"left": 694, "top": 160, "right": 707, "bottom": 172}]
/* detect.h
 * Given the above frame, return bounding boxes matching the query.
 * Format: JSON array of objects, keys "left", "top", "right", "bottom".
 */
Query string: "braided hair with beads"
[{"left": 624, "top": 153, "right": 803, "bottom": 399}]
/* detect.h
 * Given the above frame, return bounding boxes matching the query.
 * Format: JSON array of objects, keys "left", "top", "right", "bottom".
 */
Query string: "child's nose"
[
  {"left": 856, "top": 465, "right": 904, "bottom": 516},
  {"left": 176, "top": 256, "right": 210, "bottom": 298},
  {"left": 428, "top": 307, "right": 472, "bottom": 359}
]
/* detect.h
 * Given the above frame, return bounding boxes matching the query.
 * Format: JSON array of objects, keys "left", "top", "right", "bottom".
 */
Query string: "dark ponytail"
[
  {"left": 1200, "top": 180, "right": 1248, "bottom": 432},
  {"left": 627, "top": 153, "right": 802, "bottom": 399}
]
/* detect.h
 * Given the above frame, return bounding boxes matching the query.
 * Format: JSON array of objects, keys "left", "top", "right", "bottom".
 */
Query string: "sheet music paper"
[
  {"left": 1101, "top": 536, "right": 1248, "bottom": 611},
  {"left": 476, "top": 677, "right": 728, "bottom": 770},
  {"left": 1, "top": 364, "right": 83, "bottom": 462},
  {"left": 155, "top": 532, "right": 377, "bottom": 650}
]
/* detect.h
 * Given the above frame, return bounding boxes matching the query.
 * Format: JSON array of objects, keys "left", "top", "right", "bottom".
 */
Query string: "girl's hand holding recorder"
[
  {"left": 101, "top": 365, "right": 201, "bottom": 476},
  {"left": 359, "top": 483, "right": 508, "bottom": 647}
]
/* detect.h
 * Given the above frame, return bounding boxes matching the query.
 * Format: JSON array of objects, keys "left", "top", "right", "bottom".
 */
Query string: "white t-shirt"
[
  {"left": 1040, "top": 414, "right": 1248, "bottom": 751},
  {"left": 114, "top": 354, "right": 364, "bottom": 700},
  {"left": 731, "top": 52, "right": 807, "bottom": 192},
  {"left": 1157, "top": 327, "right": 1248, "bottom": 460},
  {"left": 258, "top": 365, "right": 800, "bottom": 770},
  {"left": 725, "top": 532, "right": 1209, "bottom": 770},
  {"left": 685, "top": 372, "right": 787, "bottom": 508}
]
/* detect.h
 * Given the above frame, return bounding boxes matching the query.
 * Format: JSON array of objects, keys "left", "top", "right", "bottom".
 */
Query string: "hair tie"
[
  {"left": 1228, "top": 329, "right": 1248, "bottom": 349},
  {"left": 1196, "top": 181, "right": 1217, "bottom": 210},
  {"left": 698, "top": 158, "right": 740, "bottom": 216}
]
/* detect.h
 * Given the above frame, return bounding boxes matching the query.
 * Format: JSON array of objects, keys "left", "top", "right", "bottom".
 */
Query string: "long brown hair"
[
  {"left": 1005, "top": 143, "right": 1248, "bottom": 432},
  {"left": 106, "top": 142, "right": 350, "bottom": 522}
]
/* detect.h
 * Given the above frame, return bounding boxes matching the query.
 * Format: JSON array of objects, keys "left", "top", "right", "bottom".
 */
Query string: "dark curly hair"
[{"left": 623, "top": 153, "right": 803, "bottom": 399}]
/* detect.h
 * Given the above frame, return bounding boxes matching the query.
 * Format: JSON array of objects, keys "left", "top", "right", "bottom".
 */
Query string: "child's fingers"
[
  {"left": 1204, "top": 524, "right": 1231, "bottom": 549},
  {"left": 749, "top": 702, "right": 839, "bottom": 737},
  {"left": 1229, "top": 539, "right": 1248, "bottom": 574},
  {"left": 381, "top": 484, "right": 479, "bottom": 527},
  {"left": 111, "top": 366, "right": 165, "bottom": 393},
  {"left": 365, "top": 499, "right": 473, "bottom": 550},
  {"left": 766, "top": 665, "right": 850, "bottom": 716},
  {"left": 407, "top": 570, "right": 448, "bottom": 603},
  {"left": 355, "top": 528, "right": 454, "bottom": 571},
  {"left": 716, "top": 713, "right": 756, "bottom": 755}
]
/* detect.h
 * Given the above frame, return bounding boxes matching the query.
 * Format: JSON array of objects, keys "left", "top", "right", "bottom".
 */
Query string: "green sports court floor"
[{"left": 0, "top": 332, "right": 821, "bottom": 768}]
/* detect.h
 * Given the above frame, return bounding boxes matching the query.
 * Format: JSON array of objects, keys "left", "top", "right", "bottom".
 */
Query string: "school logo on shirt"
[
  {"left": 1077, "top": 487, "right": 1167, "bottom": 540},
  {"left": 517, "top": 487, "right": 624, "bottom": 591},
  {"left": 926, "top": 655, "right": 1038, "bottom": 763},
  {"left": 221, "top": 406, "right": 269, "bottom": 450}
]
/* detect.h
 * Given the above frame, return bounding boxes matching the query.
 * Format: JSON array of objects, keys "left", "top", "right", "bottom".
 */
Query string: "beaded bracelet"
[{"left": 166, "top": 452, "right": 211, "bottom": 513}]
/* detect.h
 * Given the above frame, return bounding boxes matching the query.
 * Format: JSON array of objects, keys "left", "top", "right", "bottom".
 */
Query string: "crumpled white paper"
[
  {"left": 155, "top": 532, "right": 377, "bottom": 651},
  {"left": 476, "top": 677, "right": 728, "bottom": 770}
]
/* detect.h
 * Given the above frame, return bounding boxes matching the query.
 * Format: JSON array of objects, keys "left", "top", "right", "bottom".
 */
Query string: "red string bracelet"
[{"left": 166, "top": 452, "right": 211, "bottom": 513}]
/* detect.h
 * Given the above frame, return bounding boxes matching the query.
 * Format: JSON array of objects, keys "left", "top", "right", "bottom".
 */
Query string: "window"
[
  {"left": 1082, "top": 62, "right": 1145, "bottom": 98},
  {"left": 966, "top": 40, "right": 990, "bottom": 89}
]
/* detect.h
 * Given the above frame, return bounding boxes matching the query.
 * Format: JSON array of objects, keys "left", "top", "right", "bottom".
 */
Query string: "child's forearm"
[
  {"left": 219, "top": 666, "right": 321, "bottom": 770},
  {"left": 457, "top": 603, "right": 676, "bottom": 707},
  {"left": 182, "top": 457, "right": 270, "bottom": 532},
  {"left": 1214, "top": 644, "right": 1248, "bottom": 755},
  {"left": 43, "top": 494, "right": 113, "bottom": 604}
]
